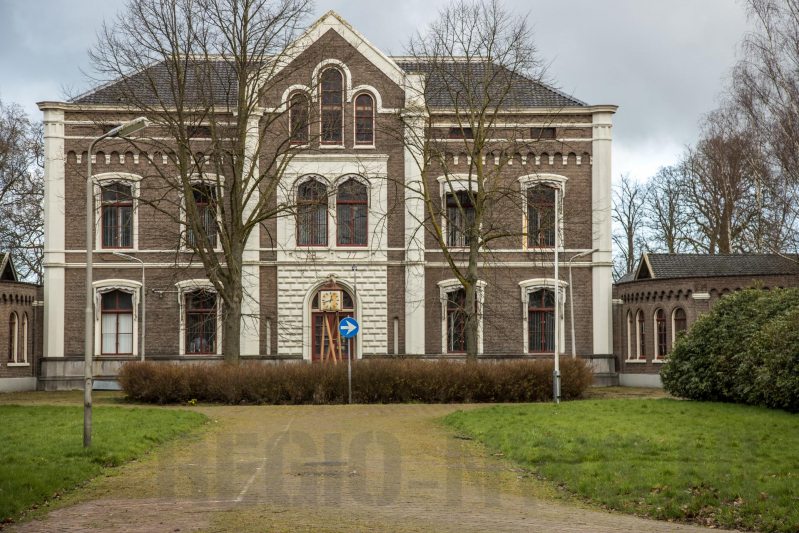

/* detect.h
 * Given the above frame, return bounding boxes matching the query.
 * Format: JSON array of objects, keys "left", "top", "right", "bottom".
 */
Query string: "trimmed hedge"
[
  {"left": 117, "top": 358, "right": 594, "bottom": 404},
  {"left": 661, "top": 287, "right": 799, "bottom": 412}
]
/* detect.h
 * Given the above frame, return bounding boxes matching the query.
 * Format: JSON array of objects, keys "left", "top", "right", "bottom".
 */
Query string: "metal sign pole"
[{"left": 350, "top": 264, "right": 357, "bottom": 405}]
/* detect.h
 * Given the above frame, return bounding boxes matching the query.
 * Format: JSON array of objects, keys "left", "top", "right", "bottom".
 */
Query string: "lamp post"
[
  {"left": 553, "top": 186, "right": 561, "bottom": 404},
  {"left": 112, "top": 252, "right": 145, "bottom": 362},
  {"left": 568, "top": 248, "right": 598, "bottom": 358},
  {"left": 85, "top": 117, "right": 149, "bottom": 448}
]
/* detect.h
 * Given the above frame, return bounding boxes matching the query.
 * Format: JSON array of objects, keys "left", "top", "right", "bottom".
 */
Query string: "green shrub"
[
  {"left": 117, "top": 358, "right": 594, "bottom": 405},
  {"left": 661, "top": 287, "right": 799, "bottom": 411}
]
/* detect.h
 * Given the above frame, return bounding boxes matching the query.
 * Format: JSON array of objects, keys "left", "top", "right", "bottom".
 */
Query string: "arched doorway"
[{"left": 310, "top": 278, "right": 355, "bottom": 362}]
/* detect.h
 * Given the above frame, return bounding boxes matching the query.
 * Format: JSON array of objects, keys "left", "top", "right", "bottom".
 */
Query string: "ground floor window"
[
  {"left": 656, "top": 309, "right": 667, "bottom": 358},
  {"left": 637, "top": 310, "right": 646, "bottom": 359},
  {"left": 101, "top": 291, "right": 133, "bottom": 355},
  {"left": 185, "top": 290, "right": 217, "bottom": 354},
  {"left": 446, "top": 289, "right": 468, "bottom": 353},
  {"left": 673, "top": 308, "right": 687, "bottom": 337},
  {"left": 528, "top": 289, "right": 555, "bottom": 353},
  {"left": 8, "top": 312, "right": 17, "bottom": 362}
]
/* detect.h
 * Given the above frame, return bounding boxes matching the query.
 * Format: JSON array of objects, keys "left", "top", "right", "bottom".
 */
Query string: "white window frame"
[
  {"left": 333, "top": 174, "right": 371, "bottom": 248},
  {"left": 672, "top": 307, "right": 687, "bottom": 344},
  {"left": 438, "top": 175, "right": 479, "bottom": 249},
  {"left": 518, "top": 174, "right": 567, "bottom": 251},
  {"left": 93, "top": 279, "right": 142, "bottom": 357},
  {"left": 654, "top": 309, "right": 667, "bottom": 360},
  {"left": 93, "top": 173, "right": 141, "bottom": 251},
  {"left": 295, "top": 174, "right": 332, "bottom": 247},
  {"left": 438, "top": 279, "right": 485, "bottom": 355},
  {"left": 626, "top": 310, "right": 634, "bottom": 360},
  {"left": 8, "top": 312, "right": 17, "bottom": 363},
  {"left": 636, "top": 309, "right": 645, "bottom": 360},
  {"left": 181, "top": 174, "right": 224, "bottom": 252},
  {"left": 317, "top": 62, "right": 348, "bottom": 148},
  {"left": 21, "top": 313, "right": 28, "bottom": 363},
  {"left": 176, "top": 279, "right": 221, "bottom": 356},
  {"left": 352, "top": 90, "right": 376, "bottom": 149},
  {"left": 519, "top": 278, "right": 567, "bottom": 354}
]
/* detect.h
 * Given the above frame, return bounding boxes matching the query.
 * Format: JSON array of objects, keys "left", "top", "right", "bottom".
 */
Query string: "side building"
[{"left": 613, "top": 252, "right": 799, "bottom": 387}]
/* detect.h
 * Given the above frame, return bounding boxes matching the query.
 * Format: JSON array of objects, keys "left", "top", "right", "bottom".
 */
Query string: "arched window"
[
  {"left": 528, "top": 289, "right": 555, "bottom": 353},
  {"left": 527, "top": 184, "right": 555, "bottom": 247},
  {"left": 337, "top": 179, "right": 368, "bottom": 246},
  {"left": 7, "top": 312, "right": 17, "bottom": 362},
  {"left": 446, "top": 289, "right": 467, "bottom": 353},
  {"left": 185, "top": 290, "right": 217, "bottom": 355},
  {"left": 321, "top": 69, "right": 343, "bottom": 144},
  {"left": 446, "top": 191, "right": 474, "bottom": 247},
  {"left": 673, "top": 308, "right": 687, "bottom": 338},
  {"left": 355, "top": 94, "right": 374, "bottom": 145},
  {"left": 21, "top": 313, "right": 28, "bottom": 363},
  {"left": 101, "top": 183, "right": 133, "bottom": 248},
  {"left": 186, "top": 185, "right": 217, "bottom": 249},
  {"left": 297, "top": 179, "right": 328, "bottom": 246},
  {"left": 101, "top": 291, "right": 133, "bottom": 355},
  {"left": 289, "top": 93, "right": 309, "bottom": 144},
  {"left": 627, "top": 311, "right": 633, "bottom": 359},
  {"left": 637, "top": 310, "right": 646, "bottom": 359},
  {"left": 656, "top": 309, "right": 667, "bottom": 358}
]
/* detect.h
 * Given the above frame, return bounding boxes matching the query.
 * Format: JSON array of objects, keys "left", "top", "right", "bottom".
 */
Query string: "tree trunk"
[
  {"left": 221, "top": 244, "right": 244, "bottom": 365},
  {"left": 464, "top": 240, "right": 480, "bottom": 363}
]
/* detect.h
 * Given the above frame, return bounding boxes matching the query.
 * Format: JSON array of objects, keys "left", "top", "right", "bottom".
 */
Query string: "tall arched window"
[
  {"left": 185, "top": 290, "right": 217, "bottom": 355},
  {"left": 446, "top": 289, "right": 467, "bottom": 353},
  {"left": 355, "top": 94, "right": 374, "bottom": 145},
  {"left": 8, "top": 312, "right": 17, "bottom": 362},
  {"left": 21, "top": 313, "right": 28, "bottom": 363},
  {"left": 297, "top": 179, "right": 328, "bottom": 246},
  {"left": 101, "top": 291, "right": 133, "bottom": 355},
  {"left": 101, "top": 182, "right": 133, "bottom": 248},
  {"left": 446, "top": 191, "right": 474, "bottom": 247},
  {"left": 290, "top": 93, "right": 309, "bottom": 144},
  {"left": 321, "top": 69, "right": 343, "bottom": 144},
  {"left": 656, "top": 309, "right": 667, "bottom": 358},
  {"left": 637, "top": 310, "right": 646, "bottom": 359},
  {"left": 627, "top": 311, "right": 633, "bottom": 359},
  {"left": 527, "top": 184, "right": 555, "bottom": 248},
  {"left": 528, "top": 289, "right": 555, "bottom": 353},
  {"left": 186, "top": 185, "right": 217, "bottom": 249},
  {"left": 673, "top": 308, "right": 687, "bottom": 339},
  {"left": 337, "top": 179, "right": 368, "bottom": 246}
]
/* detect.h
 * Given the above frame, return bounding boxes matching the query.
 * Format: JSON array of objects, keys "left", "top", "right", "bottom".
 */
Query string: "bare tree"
[
  {"left": 612, "top": 173, "right": 648, "bottom": 280},
  {"left": 728, "top": 0, "right": 799, "bottom": 256},
  {"left": 644, "top": 165, "right": 692, "bottom": 254},
  {"left": 395, "top": 0, "right": 566, "bottom": 361},
  {"left": 0, "top": 98, "right": 44, "bottom": 282},
  {"left": 84, "top": 0, "right": 315, "bottom": 363}
]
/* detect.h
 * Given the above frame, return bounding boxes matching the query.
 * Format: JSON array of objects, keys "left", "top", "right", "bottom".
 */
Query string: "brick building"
[
  {"left": 0, "top": 253, "right": 43, "bottom": 392},
  {"left": 613, "top": 252, "right": 799, "bottom": 387},
  {"left": 34, "top": 12, "right": 618, "bottom": 390}
]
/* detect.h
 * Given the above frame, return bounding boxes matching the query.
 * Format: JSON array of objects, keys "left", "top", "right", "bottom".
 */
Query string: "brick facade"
[
  {"left": 35, "top": 12, "right": 617, "bottom": 389},
  {"left": 0, "top": 280, "right": 43, "bottom": 391}
]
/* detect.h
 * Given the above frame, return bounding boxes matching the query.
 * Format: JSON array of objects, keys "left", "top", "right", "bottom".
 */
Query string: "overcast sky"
[{"left": 0, "top": 0, "right": 750, "bottom": 179}]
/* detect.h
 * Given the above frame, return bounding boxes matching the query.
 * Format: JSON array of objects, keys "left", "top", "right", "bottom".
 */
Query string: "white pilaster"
[
  {"left": 403, "top": 74, "right": 427, "bottom": 355},
  {"left": 591, "top": 110, "right": 615, "bottom": 354},
  {"left": 40, "top": 105, "right": 66, "bottom": 358},
  {"left": 240, "top": 114, "right": 261, "bottom": 356}
]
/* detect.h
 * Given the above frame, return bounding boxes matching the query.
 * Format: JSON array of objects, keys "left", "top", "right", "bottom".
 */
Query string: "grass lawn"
[
  {"left": 445, "top": 399, "right": 799, "bottom": 532},
  {"left": 0, "top": 405, "right": 207, "bottom": 523}
]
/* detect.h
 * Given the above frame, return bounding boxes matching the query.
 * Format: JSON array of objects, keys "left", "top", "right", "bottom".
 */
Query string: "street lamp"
[
  {"left": 85, "top": 116, "right": 149, "bottom": 448},
  {"left": 553, "top": 186, "right": 561, "bottom": 404},
  {"left": 568, "top": 248, "right": 598, "bottom": 358},
  {"left": 112, "top": 252, "right": 145, "bottom": 362}
]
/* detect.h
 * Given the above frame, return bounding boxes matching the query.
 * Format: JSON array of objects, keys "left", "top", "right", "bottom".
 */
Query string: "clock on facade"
[{"left": 320, "top": 290, "right": 341, "bottom": 311}]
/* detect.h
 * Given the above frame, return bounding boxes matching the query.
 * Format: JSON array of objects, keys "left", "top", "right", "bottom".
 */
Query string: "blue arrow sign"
[{"left": 339, "top": 317, "right": 359, "bottom": 338}]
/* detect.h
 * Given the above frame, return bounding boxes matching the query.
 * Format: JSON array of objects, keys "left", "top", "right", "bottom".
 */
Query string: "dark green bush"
[
  {"left": 661, "top": 287, "right": 799, "bottom": 411},
  {"left": 117, "top": 358, "right": 594, "bottom": 405}
]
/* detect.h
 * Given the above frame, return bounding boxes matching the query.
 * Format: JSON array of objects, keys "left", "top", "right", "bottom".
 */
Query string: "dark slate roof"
[
  {"left": 394, "top": 60, "right": 587, "bottom": 108},
  {"left": 616, "top": 271, "right": 635, "bottom": 284},
  {"left": 617, "top": 253, "right": 799, "bottom": 284},
  {"left": 73, "top": 59, "right": 240, "bottom": 107},
  {"left": 72, "top": 56, "right": 587, "bottom": 109}
]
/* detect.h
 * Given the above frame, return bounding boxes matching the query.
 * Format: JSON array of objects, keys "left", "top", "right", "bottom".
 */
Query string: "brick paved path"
[{"left": 10, "top": 403, "right": 718, "bottom": 532}]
